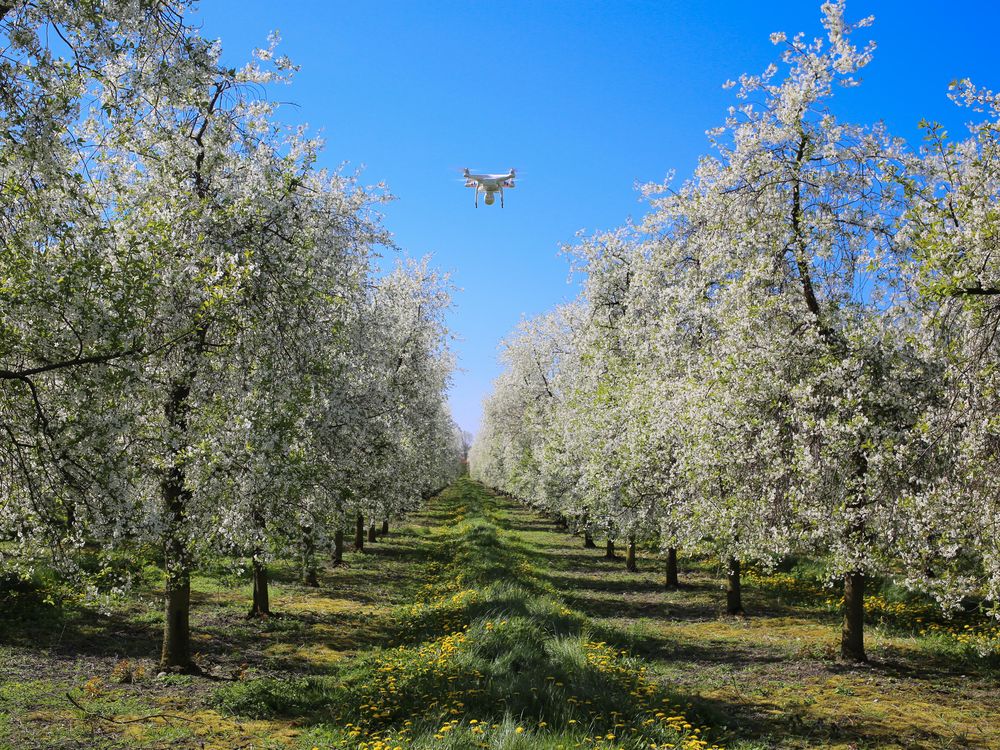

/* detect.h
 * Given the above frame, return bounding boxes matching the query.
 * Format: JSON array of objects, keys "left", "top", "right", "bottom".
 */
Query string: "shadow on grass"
[{"left": 0, "top": 594, "right": 161, "bottom": 661}]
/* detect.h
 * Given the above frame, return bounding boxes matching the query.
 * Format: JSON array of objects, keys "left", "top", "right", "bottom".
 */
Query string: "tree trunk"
[
  {"left": 301, "top": 525, "right": 319, "bottom": 587},
  {"left": 605, "top": 538, "right": 615, "bottom": 559},
  {"left": 626, "top": 537, "right": 637, "bottom": 572},
  {"left": 584, "top": 530, "right": 596, "bottom": 549},
  {"left": 381, "top": 518, "right": 389, "bottom": 536},
  {"left": 665, "top": 547, "right": 679, "bottom": 588},
  {"left": 160, "top": 558, "right": 191, "bottom": 671},
  {"left": 156, "top": 322, "right": 211, "bottom": 673},
  {"left": 247, "top": 556, "right": 270, "bottom": 618},
  {"left": 726, "top": 557, "right": 744, "bottom": 615},
  {"left": 159, "top": 380, "right": 195, "bottom": 672},
  {"left": 367, "top": 522, "right": 377, "bottom": 543},
  {"left": 302, "top": 565, "right": 318, "bottom": 586},
  {"left": 65, "top": 498, "right": 77, "bottom": 535},
  {"left": 333, "top": 527, "right": 344, "bottom": 566},
  {"left": 354, "top": 512, "right": 364, "bottom": 551},
  {"left": 841, "top": 571, "right": 867, "bottom": 662}
]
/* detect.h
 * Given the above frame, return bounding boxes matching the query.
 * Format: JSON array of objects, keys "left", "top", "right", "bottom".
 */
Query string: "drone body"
[{"left": 463, "top": 168, "right": 516, "bottom": 207}]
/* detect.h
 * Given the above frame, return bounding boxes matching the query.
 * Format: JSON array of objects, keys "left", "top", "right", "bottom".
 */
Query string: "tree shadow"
[
  {"left": 0, "top": 593, "right": 162, "bottom": 663},
  {"left": 686, "top": 686, "right": 992, "bottom": 750}
]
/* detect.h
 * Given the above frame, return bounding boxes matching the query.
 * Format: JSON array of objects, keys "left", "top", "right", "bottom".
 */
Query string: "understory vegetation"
[{"left": 3, "top": 479, "right": 998, "bottom": 749}]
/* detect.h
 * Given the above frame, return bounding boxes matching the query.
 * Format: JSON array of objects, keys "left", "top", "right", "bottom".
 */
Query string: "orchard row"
[
  {"left": 0, "top": 2, "right": 465, "bottom": 670},
  {"left": 471, "top": 2, "right": 1000, "bottom": 662}
]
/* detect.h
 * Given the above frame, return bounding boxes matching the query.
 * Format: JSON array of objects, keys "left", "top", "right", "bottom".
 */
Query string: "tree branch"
[
  {"left": 952, "top": 285, "right": 1000, "bottom": 297},
  {"left": 0, "top": 348, "right": 140, "bottom": 380}
]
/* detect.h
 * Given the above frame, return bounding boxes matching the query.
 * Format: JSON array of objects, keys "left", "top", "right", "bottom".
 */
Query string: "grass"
[
  {"left": 214, "top": 488, "right": 718, "bottom": 749},
  {"left": 515, "top": 509, "right": 1000, "bottom": 749},
  {"left": 1, "top": 478, "right": 998, "bottom": 749}
]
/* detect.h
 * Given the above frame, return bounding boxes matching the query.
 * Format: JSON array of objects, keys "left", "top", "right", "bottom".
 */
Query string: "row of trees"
[
  {"left": 470, "top": 1, "right": 999, "bottom": 662},
  {"left": 1, "top": 1, "right": 464, "bottom": 671}
]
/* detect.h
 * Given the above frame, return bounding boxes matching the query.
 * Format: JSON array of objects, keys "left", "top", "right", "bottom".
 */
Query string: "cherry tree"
[
  {"left": 3, "top": 2, "right": 463, "bottom": 672},
  {"left": 1, "top": 0, "right": 203, "bottom": 585},
  {"left": 897, "top": 79, "right": 1000, "bottom": 613}
]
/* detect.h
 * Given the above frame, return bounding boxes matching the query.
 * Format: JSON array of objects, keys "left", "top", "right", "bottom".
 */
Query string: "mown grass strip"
[{"left": 215, "top": 479, "right": 722, "bottom": 749}]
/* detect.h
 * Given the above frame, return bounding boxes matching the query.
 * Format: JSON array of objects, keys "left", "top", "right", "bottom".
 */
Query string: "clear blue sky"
[{"left": 196, "top": 0, "right": 998, "bottom": 435}]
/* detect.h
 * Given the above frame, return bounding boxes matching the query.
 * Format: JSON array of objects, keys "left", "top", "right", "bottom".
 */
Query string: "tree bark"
[
  {"left": 605, "top": 538, "right": 615, "bottom": 559},
  {"left": 160, "top": 559, "right": 191, "bottom": 670},
  {"left": 381, "top": 518, "right": 389, "bottom": 536},
  {"left": 354, "top": 512, "right": 364, "bottom": 551},
  {"left": 626, "top": 537, "right": 637, "bottom": 572},
  {"left": 65, "top": 498, "right": 77, "bottom": 535},
  {"left": 726, "top": 557, "right": 744, "bottom": 615},
  {"left": 665, "top": 547, "right": 679, "bottom": 588},
  {"left": 301, "top": 525, "right": 319, "bottom": 587},
  {"left": 841, "top": 571, "right": 867, "bottom": 661},
  {"left": 247, "top": 556, "right": 270, "bottom": 618},
  {"left": 159, "top": 380, "right": 195, "bottom": 672},
  {"left": 584, "top": 529, "right": 596, "bottom": 548},
  {"left": 158, "top": 105, "right": 216, "bottom": 671},
  {"left": 333, "top": 527, "right": 344, "bottom": 565},
  {"left": 367, "top": 522, "right": 377, "bottom": 543}
]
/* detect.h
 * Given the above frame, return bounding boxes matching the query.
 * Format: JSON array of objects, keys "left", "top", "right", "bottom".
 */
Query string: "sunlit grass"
[
  {"left": 216, "top": 479, "right": 721, "bottom": 749},
  {"left": 4, "top": 479, "right": 998, "bottom": 749}
]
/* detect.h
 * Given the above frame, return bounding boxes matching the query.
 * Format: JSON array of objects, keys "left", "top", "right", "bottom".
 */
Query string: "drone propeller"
[{"left": 451, "top": 166, "right": 478, "bottom": 183}]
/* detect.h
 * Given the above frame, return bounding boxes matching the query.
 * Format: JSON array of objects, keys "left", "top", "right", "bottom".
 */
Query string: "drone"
[{"left": 463, "top": 168, "right": 516, "bottom": 208}]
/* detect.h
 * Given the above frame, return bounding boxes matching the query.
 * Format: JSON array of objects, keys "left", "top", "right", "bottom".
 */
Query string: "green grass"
[
  {"left": 2, "top": 478, "right": 998, "bottom": 749},
  {"left": 215, "top": 481, "right": 720, "bottom": 749},
  {"left": 511, "top": 505, "right": 1000, "bottom": 750}
]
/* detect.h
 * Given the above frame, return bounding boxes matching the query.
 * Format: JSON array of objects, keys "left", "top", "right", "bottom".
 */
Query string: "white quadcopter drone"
[{"left": 463, "top": 168, "right": 516, "bottom": 208}]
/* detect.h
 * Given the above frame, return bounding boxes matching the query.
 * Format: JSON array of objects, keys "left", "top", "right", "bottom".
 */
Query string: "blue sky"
[{"left": 196, "top": 0, "right": 999, "bottom": 435}]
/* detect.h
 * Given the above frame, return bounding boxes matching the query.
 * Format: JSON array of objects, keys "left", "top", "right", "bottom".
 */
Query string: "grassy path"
[
  {"left": 3, "top": 479, "right": 998, "bottom": 749},
  {"left": 216, "top": 478, "right": 719, "bottom": 749}
]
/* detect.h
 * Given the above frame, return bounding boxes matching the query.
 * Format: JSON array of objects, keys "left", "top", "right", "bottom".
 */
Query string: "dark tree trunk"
[
  {"left": 65, "top": 498, "right": 77, "bottom": 534},
  {"left": 303, "top": 566, "right": 319, "bottom": 587},
  {"left": 584, "top": 530, "right": 596, "bottom": 548},
  {"left": 841, "top": 571, "right": 867, "bottom": 661},
  {"left": 726, "top": 557, "right": 744, "bottom": 615},
  {"left": 247, "top": 557, "right": 270, "bottom": 618},
  {"left": 161, "top": 558, "right": 191, "bottom": 670},
  {"left": 159, "top": 380, "right": 195, "bottom": 672},
  {"left": 333, "top": 527, "right": 344, "bottom": 566},
  {"left": 301, "top": 525, "right": 319, "bottom": 587},
  {"left": 381, "top": 518, "right": 389, "bottom": 536},
  {"left": 605, "top": 538, "right": 615, "bottom": 559},
  {"left": 665, "top": 547, "right": 679, "bottom": 589},
  {"left": 368, "top": 522, "right": 377, "bottom": 543},
  {"left": 158, "top": 115, "right": 217, "bottom": 671},
  {"left": 626, "top": 537, "right": 637, "bottom": 572},
  {"left": 354, "top": 512, "right": 364, "bottom": 551}
]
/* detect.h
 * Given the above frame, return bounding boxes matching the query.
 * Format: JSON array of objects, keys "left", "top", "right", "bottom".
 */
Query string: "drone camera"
[{"left": 484, "top": 192, "right": 496, "bottom": 205}]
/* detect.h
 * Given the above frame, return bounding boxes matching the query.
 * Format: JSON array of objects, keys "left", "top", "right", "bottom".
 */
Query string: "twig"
[
  {"left": 728, "top": 671, "right": 744, "bottom": 700},
  {"left": 65, "top": 692, "right": 196, "bottom": 725}
]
